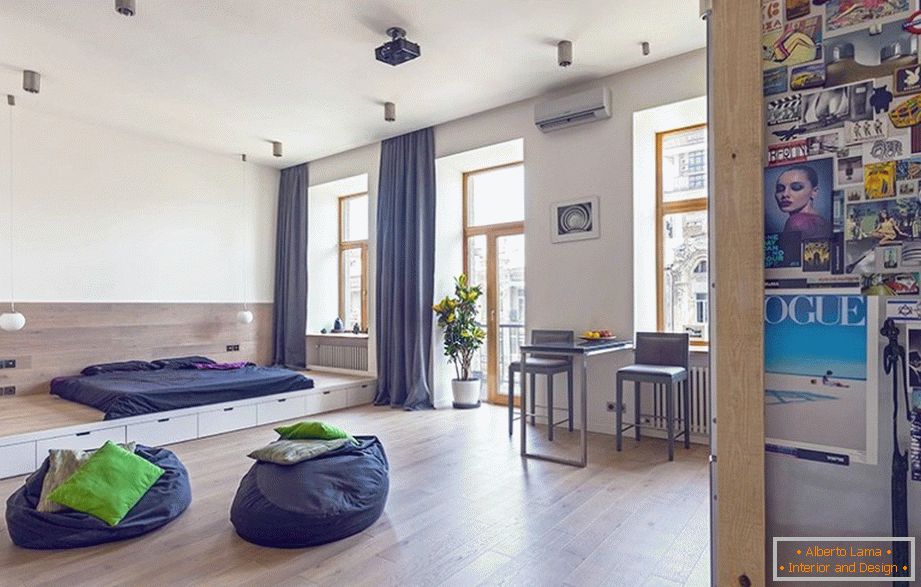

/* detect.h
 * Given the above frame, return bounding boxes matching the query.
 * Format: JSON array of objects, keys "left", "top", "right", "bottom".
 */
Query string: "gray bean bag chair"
[
  {"left": 230, "top": 435, "right": 388, "bottom": 547},
  {"left": 5, "top": 445, "right": 191, "bottom": 549}
]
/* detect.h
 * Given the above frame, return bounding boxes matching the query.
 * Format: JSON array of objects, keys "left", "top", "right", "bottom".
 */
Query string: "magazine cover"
[{"left": 764, "top": 293, "right": 878, "bottom": 464}]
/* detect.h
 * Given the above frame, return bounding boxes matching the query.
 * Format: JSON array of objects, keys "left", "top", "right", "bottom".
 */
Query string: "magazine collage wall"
[{"left": 758, "top": 0, "right": 921, "bottom": 468}]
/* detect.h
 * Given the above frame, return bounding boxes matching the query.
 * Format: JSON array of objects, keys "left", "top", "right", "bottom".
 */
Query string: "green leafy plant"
[{"left": 433, "top": 274, "right": 486, "bottom": 381}]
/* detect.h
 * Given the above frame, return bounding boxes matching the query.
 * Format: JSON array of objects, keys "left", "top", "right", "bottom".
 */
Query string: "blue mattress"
[{"left": 51, "top": 366, "right": 314, "bottom": 420}]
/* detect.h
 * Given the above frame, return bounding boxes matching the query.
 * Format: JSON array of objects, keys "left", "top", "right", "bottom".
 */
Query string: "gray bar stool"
[
  {"left": 507, "top": 329, "right": 574, "bottom": 441},
  {"left": 615, "top": 332, "right": 690, "bottom": 461}
]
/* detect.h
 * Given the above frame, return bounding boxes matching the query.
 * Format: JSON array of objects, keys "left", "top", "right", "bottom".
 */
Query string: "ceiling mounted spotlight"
[
  {"left": 115, "top": 0, "right": 136, "bottom": 16},
  {"left": 642, "top": 41, "right": 650, "bottom": 56},
  {"left": 272, "top": 141, "right": 283, "bottom": 158},
  {"left": 22, "top": 71, "right": 40, "bottom": 94},
  {"left": 557, "top": 40, "right": 573, "bottom": 67},
  {"left": 384, "top": 102, "right": 396, "bottom": 122},
  {"left": 375, "top": 27, "right": 421, "bottom": 66}
]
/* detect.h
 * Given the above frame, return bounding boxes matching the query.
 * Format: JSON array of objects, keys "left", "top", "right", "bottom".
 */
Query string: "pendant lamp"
[
  {"left": 1, "top": 95, "right": 25, "bottom": 332},
  {"left": 236, "top": 154, "right": 253, "bottom": 325}
]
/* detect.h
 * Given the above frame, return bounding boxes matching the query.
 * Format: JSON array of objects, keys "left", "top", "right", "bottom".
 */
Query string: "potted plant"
[{"left": 433, "top": 274, "right": 486, "bottom": 408}]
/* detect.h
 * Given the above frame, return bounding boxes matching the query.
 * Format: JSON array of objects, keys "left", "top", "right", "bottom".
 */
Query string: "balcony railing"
[{"left": 471, "top": 322, "right": 525, "bottom": 397}]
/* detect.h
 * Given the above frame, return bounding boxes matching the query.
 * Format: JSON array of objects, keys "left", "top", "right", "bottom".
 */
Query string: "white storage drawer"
[
  {"left": 347, "top": 383, "right": 375, "bottom": 406},
  {"left": 127, "top": 414, "right": 198, "bottom": 447},
  {"left": 198, "top": 404, "right": 257, "bottom": 437},
  {"left": 35, "top": 426, "right": 127, "bottom": 456},
  {"left": 0, "top": 441, "right": 37, "bottom": 479},
  {"left": 257, "top": 396, "right": 306, "bottom": 425},
  {"left": 307, "top": 389, "right": 349, "bottom": 414}
]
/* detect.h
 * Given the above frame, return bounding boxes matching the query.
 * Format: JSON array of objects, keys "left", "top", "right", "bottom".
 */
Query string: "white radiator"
[
  {"left": 315, "top": 343, "right": 368, "bottom": 371},
  {"left": 646, "top": 365, "right": 710, "bottom": 436}
]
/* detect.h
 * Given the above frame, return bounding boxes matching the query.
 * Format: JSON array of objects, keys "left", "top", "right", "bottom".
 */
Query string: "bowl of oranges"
[{"left": 580, "top": 329, "right": 616, "bottom": 341}]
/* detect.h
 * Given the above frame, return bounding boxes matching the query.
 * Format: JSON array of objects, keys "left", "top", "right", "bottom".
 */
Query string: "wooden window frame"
[
  {"left": 338, "top": 192, "right": 369, "bottom": 331},
  {"left": 462, "top": 161, "right": 525, "bottom": 405},
  {"left": 655, "top": 123, "right": 709, "bottom": 347}
]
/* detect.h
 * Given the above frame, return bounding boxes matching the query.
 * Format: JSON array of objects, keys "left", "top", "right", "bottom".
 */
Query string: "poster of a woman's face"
[{"left": 764, "top": 158, "right": 834, "bottom": 240}]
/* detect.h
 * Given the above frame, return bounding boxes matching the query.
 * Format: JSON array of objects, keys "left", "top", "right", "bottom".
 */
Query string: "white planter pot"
[{"left": 451, "top": 378, "right": 481, "bottom": 409}]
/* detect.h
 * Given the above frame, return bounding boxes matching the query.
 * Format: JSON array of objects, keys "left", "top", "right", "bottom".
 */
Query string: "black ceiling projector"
[{"left": 375, "top": 27, "right": 421, "bottom": 66}]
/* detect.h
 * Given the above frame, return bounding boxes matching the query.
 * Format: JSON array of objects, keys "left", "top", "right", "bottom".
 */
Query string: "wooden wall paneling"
[
  {"left": 710, "top": 0, "right": 767, "bottom": 585},
  {"left": 0, "top": 303, "right": 273, "bottom": 395}
]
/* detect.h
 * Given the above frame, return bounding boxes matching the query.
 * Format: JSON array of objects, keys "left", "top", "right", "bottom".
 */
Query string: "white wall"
[
  {"left": 302, "top": 48, "right": 706, "bottom": 424},
  {"left": 0, "top": 107, "right": 278, "bottom": 303},
  {"left": 632, "top": 97, "right": 708, "bottom": 334}
]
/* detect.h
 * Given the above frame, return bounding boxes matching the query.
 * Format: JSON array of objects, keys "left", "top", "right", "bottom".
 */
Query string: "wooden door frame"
[
  {"left": 710, "top": 1, "right": 766, "bottom": 584},
  {"left": 462, "top": 162, "right": 525, "bottom": 406}
]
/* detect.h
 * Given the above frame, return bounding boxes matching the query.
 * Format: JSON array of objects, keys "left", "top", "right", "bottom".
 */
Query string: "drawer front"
[
  {"left": 347, "top": 383, "right": 375, "bottom": 406},
  {"left": 308, "top": 389, "right": 349, "bottom": 414},
  {"left": 0, "top": 442, "right": 37, "bottom": 479},
  {"left": 127, "top": 415, "right": 198, "bottom": 447},
  {"left": 198, "top": 404, "right": 257, "bottom": 437},
  {"left": 257, "top": 396, "right": 306, "bottom": 425},
  {"left": 35, "top": 426, "right": 127, "bottom": 457}
]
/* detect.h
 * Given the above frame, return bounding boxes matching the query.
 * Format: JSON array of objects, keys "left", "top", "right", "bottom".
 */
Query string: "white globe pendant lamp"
[
  {"left": 236, "top": 153, "right": 253, "bottom": 326},
  {"left": 1, "top": 95, "right": 24, "bottom": 332},
  {"left": 236, "top": 309, "right": 254, "bottom": 324}
]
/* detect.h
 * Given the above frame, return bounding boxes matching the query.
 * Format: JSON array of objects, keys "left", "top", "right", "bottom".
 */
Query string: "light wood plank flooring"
[{"left": 0, "top": 404, "right": 710, "bottom": 586}]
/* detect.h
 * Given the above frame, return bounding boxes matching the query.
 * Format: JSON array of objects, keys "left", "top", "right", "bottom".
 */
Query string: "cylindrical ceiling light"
[
  {"left": 236, "top": 153, "right": 254, "bottom": 325},
  {"left": 115, "top": 0, "right": 136, "bottom": 16},
  {"left": 23, "top": 71, "right": 40, "bottom": 94},
  {"left": 557, "top": 40, "right": 573, "bottom": 67},
  {"left": 272, "top": 141, "right": 283, "bottom": 157},
  {"left": 1, "top": 95, "right": 25, "bottom": 332},
  {"left": 384, "top": 101, "right": 396, "bottom": 122}
]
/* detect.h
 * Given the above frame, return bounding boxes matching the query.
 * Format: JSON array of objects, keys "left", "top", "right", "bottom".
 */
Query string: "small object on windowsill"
[
  {"left": 320, "top": 328, "right": 328, "bottom": 334},
  {"left": 352, "top": 323, "right": 360, "bottom": 334},
  {"left": 332, "top": 317, "right": 344, "bottom": 333}
]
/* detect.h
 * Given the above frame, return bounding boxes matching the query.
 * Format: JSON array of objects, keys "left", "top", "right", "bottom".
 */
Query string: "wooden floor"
[
  {"left": 0, "top": 404, "right": 711, "bottom": 587},
  {"left": 0, "top": 371, "right": 372, "bottom": 438}
]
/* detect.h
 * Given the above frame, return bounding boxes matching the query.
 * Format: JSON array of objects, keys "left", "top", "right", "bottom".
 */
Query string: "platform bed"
[{"left": 0, "top": 371, "right": 376, "bottom": 480}]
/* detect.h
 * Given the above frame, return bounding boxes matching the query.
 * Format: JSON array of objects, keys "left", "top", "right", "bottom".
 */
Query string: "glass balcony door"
[{"left": 463, "top": 162, "right": 525, "bottom": 405}]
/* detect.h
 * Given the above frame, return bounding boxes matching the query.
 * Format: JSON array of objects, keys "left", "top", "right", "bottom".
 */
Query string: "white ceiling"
[{"left": 0, "top": 0, "right": 706, "bottom": 168}]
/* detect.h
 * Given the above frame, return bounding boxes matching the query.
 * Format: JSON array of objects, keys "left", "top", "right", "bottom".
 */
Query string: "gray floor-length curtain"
[
  {"left": 374, "top": 127, "right": 436, "bottom": 410},
  {"left": 272, "top": 163, "right": 309, "bottom": 369}
]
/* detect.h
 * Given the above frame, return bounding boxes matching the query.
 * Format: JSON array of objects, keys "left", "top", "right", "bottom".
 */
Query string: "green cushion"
[
  {"left": 47, "top": 441, "right": 165, "bottom": 526},
  {"left": 274, "top": 420, "right": 353, "bottom": 442},
  {"left": 37, "top": 442, "right": 137, "bottom": 513}
]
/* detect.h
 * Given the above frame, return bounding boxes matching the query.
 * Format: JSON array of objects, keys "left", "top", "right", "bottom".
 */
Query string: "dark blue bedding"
[{"left": 51, "top": 366, "right": 314, "bottom": 420}]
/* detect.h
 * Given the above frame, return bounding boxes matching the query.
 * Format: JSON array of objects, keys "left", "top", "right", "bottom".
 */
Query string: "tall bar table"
[{"left": 517, "top": 339, "right": 633, "bottom": 467}]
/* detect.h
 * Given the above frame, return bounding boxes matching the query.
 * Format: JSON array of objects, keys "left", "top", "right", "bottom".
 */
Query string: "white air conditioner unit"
[{"left": 534, "top": 87, "right": 612, "bottom": 132}]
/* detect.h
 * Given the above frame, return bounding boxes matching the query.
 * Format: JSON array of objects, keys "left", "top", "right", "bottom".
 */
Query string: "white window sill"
[{"left": 306, "top": 332, "right": 369, "bottom": 340}]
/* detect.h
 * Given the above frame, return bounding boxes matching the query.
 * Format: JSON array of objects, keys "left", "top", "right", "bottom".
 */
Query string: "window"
[
  {"left": 695, "top": 292, "right": 708, "bottom": 324},
  {"left": 462, "top": 162, "right": 525, "bottom": 405},
  {"left": 687, "top": 149, "right": 706, "bottom": 173},
  {"left": 339, "top": 193, "right": 368, "bottom": 331},
  {"left": 657, "top": 124, "right": 708, "bottom": 344}
]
